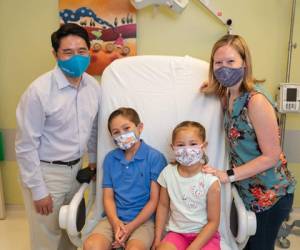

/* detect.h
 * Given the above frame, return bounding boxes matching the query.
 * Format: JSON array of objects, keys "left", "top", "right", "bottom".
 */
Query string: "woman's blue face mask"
[
  {"left": 58, "top": 54, "right": 90, "bottom": 78},
  {"left": 214, "top": 66, "right": 245, "bottom": 87}
]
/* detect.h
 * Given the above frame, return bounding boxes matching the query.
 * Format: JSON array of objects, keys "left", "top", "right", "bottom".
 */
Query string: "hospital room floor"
[{"left": 0, "top": 206, "right": 300, "bottom": 250}]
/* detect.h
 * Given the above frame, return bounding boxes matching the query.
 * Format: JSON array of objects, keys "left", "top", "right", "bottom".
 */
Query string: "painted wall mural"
[{"left": 59, "top": 0, "right": 137, "bottom": 75}]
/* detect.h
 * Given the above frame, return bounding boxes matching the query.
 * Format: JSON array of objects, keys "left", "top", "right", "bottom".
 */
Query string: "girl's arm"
[
  {"left": 122, "top": 181, "right": 160, "bottom": 237},
  {"left": 153, "top": 186, "right": 170, "bottom": 247},
  {"left": 203, "top": 94, "right": 281, "bottom": 183},
  {"left": 188, "top": 180, "right": 220, "bottom": 250}
]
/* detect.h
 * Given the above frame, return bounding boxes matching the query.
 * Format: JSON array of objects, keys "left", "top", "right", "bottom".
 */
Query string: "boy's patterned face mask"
[
  {"left": 113, "top": 131, "right": 139, "bottom": 150},
  {"left": 174, "top": 145, "right": 204, "bottom": 166}
]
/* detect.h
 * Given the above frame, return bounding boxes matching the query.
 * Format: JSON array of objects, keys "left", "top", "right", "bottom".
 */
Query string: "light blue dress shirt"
[{"left": 15, "top": 66, "right": 100, "bottom": 200}]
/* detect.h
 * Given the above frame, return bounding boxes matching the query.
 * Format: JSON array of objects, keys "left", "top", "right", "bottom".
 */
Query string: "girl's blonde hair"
[
  {"left": 172, "top": 121, "right": 206, "bottom": 143},
  {"left": 203, "top": 34, "right": 264, "bottom": 97}
]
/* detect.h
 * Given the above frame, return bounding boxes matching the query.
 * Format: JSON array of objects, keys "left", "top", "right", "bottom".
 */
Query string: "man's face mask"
[
  {"left": 58, "top": 54, "right": 90, "bottom": 78},
  {"left": 113, "top": 131, "right": 139, "bottom": 150},
  {"left": 214, "top": 66, "right": 244, "bottom": 87},
  {"left": 174, "top": 145, "right": 204, "bottom": 167}
]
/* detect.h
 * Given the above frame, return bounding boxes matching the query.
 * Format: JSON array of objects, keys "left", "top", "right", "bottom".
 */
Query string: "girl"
[
  {"left": 83, "top": 107, "right": 167, "bottom": 250},
  {"left": 201, "top": 34, "right": 296, "bottom": 250},
  {"left": 153, "top": 121, "right": 221, "bottom": 250}
]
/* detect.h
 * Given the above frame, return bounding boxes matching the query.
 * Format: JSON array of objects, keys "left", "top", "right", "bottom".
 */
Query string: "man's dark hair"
[{"left": 51, "top": 23, "right": 90, "bottom": 52}]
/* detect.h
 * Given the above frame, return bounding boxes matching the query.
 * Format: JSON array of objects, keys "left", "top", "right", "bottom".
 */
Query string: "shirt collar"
[
  {"left": 53, "top": 65, "right": 87, "bottom": 90},
  {"left": 113, "top": 140, "right": 148, "bottom": 163}
]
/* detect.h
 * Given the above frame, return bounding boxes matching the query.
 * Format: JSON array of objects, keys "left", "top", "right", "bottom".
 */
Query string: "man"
[{"left": 15, "top": 23, "right": 100, "bottom": 250}]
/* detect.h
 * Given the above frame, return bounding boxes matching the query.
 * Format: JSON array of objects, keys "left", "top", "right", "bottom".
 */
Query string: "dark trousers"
[{"left": 244, "top": 193, "right": 294, "bottom": 250}]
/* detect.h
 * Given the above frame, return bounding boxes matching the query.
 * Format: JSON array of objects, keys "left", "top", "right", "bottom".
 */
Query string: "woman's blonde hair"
[{"left": 203, "top": 34, "right": 264, "bottom": 97}]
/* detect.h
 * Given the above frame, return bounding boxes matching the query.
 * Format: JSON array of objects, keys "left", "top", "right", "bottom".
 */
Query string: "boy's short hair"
[{"left": 108, "top": 107, "right": 141, "bottom": 133}]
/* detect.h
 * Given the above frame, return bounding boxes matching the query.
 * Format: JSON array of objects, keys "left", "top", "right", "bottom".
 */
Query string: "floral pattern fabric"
[{"left": 224, "top": 86, "right": 296, "bottom": 213}]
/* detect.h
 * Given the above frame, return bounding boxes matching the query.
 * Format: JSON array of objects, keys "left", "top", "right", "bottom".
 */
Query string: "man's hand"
[
  {"left": 88, "top": 163, "right": 96, "bottom": 171},
  {"left": 34, "top": 195, "right": 53, "bottom": 215},
  {"left": 88, "top": 163, "right": 97, "bottom": 181}
]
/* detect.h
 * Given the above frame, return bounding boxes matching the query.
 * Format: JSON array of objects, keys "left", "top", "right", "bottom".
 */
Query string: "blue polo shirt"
[{"left": 102, "top": 140, "right": 167, "bottom": 222}]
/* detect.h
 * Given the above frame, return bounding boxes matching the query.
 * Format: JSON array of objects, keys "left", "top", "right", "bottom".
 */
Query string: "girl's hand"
[
  {"left": 151, "top": 237, "right": 161, "bottom": 250},
  {"left": 186, "top": 246, "right": 199, "bottom": 250},
  {"left": 202, "top": 165, "right": 229, "bottom": 183}
]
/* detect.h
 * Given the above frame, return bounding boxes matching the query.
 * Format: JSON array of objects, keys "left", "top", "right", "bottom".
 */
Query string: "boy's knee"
[
  {"left": 125, "top": 240, "right": 146, "bottom": 250},
  {"left": 156, "top": 244, "right": 164, "bottom": 250},
  {"left": 126, "top": 246, "right": 145, "bottom": 250},
  {"left": 83, "top": 236, "right": 95, "bottom": 250},
  {"left": 83, "top": 234, "right": 108, "bottom": 250}
]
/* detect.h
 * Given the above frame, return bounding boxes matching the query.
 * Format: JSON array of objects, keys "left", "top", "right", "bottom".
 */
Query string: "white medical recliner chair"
[{"left": 59, "top": 55, "right": 256, "bottom": 249}]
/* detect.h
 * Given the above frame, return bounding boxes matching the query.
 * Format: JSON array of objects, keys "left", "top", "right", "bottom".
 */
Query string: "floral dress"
[{"left": 224, "top": 86, "right": 296, "bottom": 213}]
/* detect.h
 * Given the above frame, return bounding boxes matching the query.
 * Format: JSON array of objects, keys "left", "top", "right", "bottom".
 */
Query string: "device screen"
[{"left": 286, "top": 88, "right": 297, "bottom": 101}]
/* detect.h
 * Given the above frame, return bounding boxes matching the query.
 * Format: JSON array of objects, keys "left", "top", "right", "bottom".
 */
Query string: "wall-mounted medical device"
[
  {"left": 278, "top": 83, "right": 300, "bottom": 113},
  {"left": 130, "top": 0, "right": 233, "bottom": 33},
  {"left": 130, "top": 0, "right": 189, "bottom": 13}
]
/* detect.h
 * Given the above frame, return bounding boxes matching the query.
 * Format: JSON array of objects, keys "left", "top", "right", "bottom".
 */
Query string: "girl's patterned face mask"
[
  {"left": 174, "top": 145, "right": 204, "bottom": 166},
  {"left": 113, "top": 131, "right": 138, "bottom": 150}
]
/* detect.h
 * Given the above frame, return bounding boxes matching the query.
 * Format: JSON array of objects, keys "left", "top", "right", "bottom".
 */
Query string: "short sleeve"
[
  {"left": 157, "top": 167, "right": 167, "bottom": 188},
  {"left": 206, "top": 174, "right": 220, "bottom": 191},
  {"left": 102, "top": 154, "right": 113, "bottom": 188},
  {"left": 150, "top": 151, "right": 167, "bottom": 182}
]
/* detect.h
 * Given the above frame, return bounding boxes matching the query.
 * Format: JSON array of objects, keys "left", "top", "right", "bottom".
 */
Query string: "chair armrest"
[
  {"left": 59, "top": 183, "right": 89, "bottom": 236},
  {"left": 231, "top": 185, "right": 256, "bottom": 249}
]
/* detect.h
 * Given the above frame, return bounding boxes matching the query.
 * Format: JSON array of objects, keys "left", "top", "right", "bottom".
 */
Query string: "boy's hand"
[
  {"left": 116, "top": 223, "right": 134, "bottom": 245},
  {"left": 113, "top": 220, "right": 127, "bottom": 247},
  {"left": 111, "top": 240, "right": 123, "bottom": 249}
]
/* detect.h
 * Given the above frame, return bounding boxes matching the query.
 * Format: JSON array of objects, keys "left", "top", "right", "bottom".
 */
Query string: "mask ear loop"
[
  {"left": 199, "top": 142, "right": 208, "bottom": 165},
  {"left": 200, "top": 151, "right": 209, "bottom": 165}
]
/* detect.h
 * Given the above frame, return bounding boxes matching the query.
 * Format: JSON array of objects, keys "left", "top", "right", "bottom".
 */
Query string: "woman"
[{"left": 201, "top": 34, "right": 296, "bottom": 250}]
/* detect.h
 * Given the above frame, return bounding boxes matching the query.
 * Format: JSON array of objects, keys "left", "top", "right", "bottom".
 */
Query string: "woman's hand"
[
  {"left": 199, "top": 81, "right": 209, "bottom": 92},
  {"left": 202, "top": 165, "right": 229, "bottom": 183}
]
